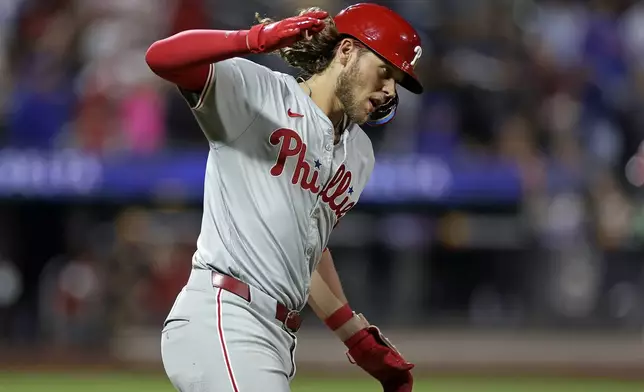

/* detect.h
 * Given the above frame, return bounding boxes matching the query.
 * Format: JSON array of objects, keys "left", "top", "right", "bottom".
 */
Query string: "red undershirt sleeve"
[{"left": 145, "top": 29, "right": 252, "bottom": 93}]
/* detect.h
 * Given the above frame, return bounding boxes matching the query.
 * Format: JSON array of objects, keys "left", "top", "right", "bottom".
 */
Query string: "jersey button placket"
[
  {"left": 305, "top": 221, "right": 316, "bottom": 260},
  {"left": 324, "top": 131, "right": 333, "bottom": 165},
  {"left": 308, "top": 202, "right": 321, "bottom": 256},
  {"left": 316, "top": 130, "right": 333, "bottom": 191}
]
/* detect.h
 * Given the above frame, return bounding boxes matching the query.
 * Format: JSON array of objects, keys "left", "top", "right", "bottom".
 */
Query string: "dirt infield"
[{"left": 2, "top": 329, "right": 644, "bottom": 380}]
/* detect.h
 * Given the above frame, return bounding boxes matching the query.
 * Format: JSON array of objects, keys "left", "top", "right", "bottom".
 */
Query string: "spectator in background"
[
  {"left": 579, "top": 0, "right": 633, "bottom": 176},
  {"left": 119, "top": 75, "right": 166, "bottom": 155},
  {"left": 621, "top": 0, "right": 644, "bottom": 139},
  {"left": 0, "top": 257, "right": 23, "bottom": 341},
  {"left": 434, "top": 0, "right": 527, "bottom": 154},
  {"left": 71, "top": 0, "right": 168, "bottom": 155},
  {"left": 162, "top": 0, "right": 212, "bottom": 147},
  {"left": 0, "top": 0, "right": 25, "bottom": 145},
  {"left": 38, "top": 251, "right": 104, "bottom": 347},
  {"left": 4, "top": 0, "right": 79, "bottom": 149}
]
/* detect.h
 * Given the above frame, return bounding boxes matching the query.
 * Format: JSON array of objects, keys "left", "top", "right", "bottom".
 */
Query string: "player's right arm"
[
  {"left": 145, "top": 10, "right": 327, "bottom": 93},
  {"left": 144, "top": 11, "right": 327, "bottom": 142}
]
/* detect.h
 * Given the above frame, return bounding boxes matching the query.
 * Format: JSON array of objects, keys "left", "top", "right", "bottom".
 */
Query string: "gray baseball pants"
[{"left": 160, "top": 268, "right": 298, "bottom": 392}]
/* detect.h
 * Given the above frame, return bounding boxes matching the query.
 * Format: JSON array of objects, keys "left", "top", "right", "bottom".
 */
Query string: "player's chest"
[{"left": 266, "top": 125, "right": 366, "bottom": 221}]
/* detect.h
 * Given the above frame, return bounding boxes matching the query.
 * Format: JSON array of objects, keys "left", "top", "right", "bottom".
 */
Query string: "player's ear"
[{"left": 336, "top": 38, "right": 354, "bottom": 67}]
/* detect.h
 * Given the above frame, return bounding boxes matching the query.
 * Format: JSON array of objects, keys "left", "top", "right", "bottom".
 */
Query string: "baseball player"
[{"left": 145, "top": 3, "right": 423, "bottom": 392}]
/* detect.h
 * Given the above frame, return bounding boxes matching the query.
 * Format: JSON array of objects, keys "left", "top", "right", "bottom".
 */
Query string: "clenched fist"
[{"left": 247, "top": 11, "right": 328, "bottom": 53}]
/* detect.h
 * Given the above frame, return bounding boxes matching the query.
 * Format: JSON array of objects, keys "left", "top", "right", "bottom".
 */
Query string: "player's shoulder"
[
  {"left": 348, "top": 124, "right": 375, "bottom": 165},
  {"left": 223, "top": 57, "right": 296, "bottom": 90},
  {"left": 225, "top": 57, "right": 271, "bottom": 70},
  {"left": 220, "top": 57, "right": 277, "bottom": 77},
  {"left": 349, "top": 125, "right": 374, "bottom": 153}
]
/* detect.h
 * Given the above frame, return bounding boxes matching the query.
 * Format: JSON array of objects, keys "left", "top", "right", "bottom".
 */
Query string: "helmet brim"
[{"left": 400, "top": 72, "right": 423, "bottom": 94}]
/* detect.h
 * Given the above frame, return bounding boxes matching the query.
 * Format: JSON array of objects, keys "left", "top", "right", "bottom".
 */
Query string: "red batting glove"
[
  {"left": 247, "top": 11, "right": 328, "bottom": 53},
  {"left": 325, "top": 305, "right": 414, "bottom": 392},
  {"left": 344, "top": 327, "right": 414, "bottom": 392}
]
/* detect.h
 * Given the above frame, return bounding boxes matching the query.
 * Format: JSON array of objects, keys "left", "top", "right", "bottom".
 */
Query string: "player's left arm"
[
  {"left": 308, "top": 143, "right": 413, "bottom": 391},
  {"left": 308, "top": 138, "right": 376, "bottom": 339},
  {"left": 308, "top": 249, "right": 368, "bottom": 339},
  {"left": 308, "top": 249, "right": 415, "bottom": 392}
]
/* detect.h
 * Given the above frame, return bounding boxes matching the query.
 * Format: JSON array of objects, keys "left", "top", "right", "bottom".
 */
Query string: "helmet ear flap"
[{"left": 365, "top": 93, "right": 398, "bottom": 126}]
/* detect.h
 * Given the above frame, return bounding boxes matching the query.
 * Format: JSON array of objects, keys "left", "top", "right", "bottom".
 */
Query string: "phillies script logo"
[{"left": 269, "top": 128, "right": 355, "bottom": 220}]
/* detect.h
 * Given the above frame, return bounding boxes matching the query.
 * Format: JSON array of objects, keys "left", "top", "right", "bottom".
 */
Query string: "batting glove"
[
  {"left": 325, "top": 305, "right": 414, "bottom": 392},
  {"left": 344, "top": 324, "right": 414, "bottom": 392},
  {"left": 247, "top": 10, "right": 328, "bottom": 53}
]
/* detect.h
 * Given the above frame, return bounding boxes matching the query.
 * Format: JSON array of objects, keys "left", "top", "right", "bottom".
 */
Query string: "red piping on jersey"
[{"left": 145, "top": 29, "right": 251, "bottom": 92}]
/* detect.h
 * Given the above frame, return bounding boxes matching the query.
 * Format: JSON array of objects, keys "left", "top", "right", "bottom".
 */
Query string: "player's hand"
[
  {"left": 247, "top": 11, "right": 328, "bottom": 53},
  {"left": 343, "top": 325, "right": 414, "bottom": 392}
]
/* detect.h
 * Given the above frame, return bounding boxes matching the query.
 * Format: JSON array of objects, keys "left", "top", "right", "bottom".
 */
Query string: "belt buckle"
[{"left": 283, "top": 310, "right": 299, "bottom": 333}]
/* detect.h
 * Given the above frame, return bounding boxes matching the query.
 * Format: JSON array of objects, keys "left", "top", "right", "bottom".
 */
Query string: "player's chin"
[
  {"left": 346, "top": 109, "right": 370, "bottom": 125},
  {"left": 352, "top": 114, "right": 370, "bottom": 125},
  {"left": 358, "top": 107, "right": 374, "bottom": 125}
]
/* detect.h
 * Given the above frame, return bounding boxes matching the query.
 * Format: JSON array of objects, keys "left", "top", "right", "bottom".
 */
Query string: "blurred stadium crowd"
[
  {"left": 0, "top": 0, "right": 643, "bottom": 357},
  {"left": 3, "top": 0, "right": 644, "bottom": 164}
]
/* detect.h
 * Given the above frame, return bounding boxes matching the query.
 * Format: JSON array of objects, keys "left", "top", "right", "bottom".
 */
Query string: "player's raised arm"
[
  {"left": 144, "top": 10, "right": 329, "bottom": 143},
  {"left": 144, "top": 11, "right": 329, "bottom": 93}
]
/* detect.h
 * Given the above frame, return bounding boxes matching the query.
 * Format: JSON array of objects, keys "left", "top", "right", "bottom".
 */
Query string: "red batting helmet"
[{"left": 333, "top": 3, "right": 423, "bottom": 95}]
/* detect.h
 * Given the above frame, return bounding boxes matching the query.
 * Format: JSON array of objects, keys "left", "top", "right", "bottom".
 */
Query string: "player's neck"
[{"left": 298, "top": 75, "right": 345, "bottom": 131}]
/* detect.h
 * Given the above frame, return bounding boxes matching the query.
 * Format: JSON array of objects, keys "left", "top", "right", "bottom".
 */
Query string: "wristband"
[
  {"left": 247, "top": 24, "right": 265, "bottom": 53},
  {"left": 324, "top": 303, "right": 354, "bottom": 331}
]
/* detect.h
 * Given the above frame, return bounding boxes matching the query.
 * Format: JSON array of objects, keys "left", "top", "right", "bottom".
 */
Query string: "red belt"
[{"left": 211, "top": 271, "right": 302, "bottom": 333}]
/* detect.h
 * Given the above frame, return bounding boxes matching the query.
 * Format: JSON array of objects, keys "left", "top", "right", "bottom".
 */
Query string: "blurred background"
[{"left": 0, "top": 0, "right": 644, "bottom": 390}]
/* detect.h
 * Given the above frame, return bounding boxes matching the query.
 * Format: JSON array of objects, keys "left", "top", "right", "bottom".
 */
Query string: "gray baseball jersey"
[{"left": 181, "top": 57, "right": 375, "bottom": 311}]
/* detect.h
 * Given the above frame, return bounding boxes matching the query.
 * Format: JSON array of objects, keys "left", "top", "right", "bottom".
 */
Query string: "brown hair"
[{"left": 255, "top": 7, "right": 343, "bottom": 78}]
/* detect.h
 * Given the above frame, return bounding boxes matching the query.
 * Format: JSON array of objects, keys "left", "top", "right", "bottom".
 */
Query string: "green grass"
[{"left": 0, "top": 372, "right": 642, "bottom": 392}]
